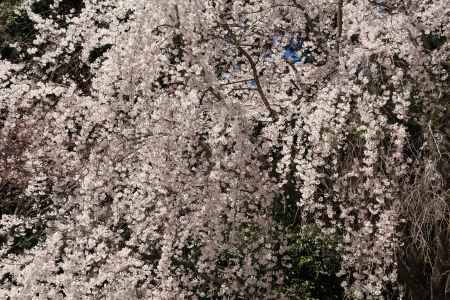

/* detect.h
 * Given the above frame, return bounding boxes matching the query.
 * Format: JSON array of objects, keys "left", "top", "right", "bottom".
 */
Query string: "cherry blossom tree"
[{"left": 0, "top": 0, "right": 449, "bottom": 299}]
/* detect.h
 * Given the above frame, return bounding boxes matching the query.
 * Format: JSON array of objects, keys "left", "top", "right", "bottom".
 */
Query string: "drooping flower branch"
[{"left": 0, "top": 0, "right": 448, "bottom": 299}]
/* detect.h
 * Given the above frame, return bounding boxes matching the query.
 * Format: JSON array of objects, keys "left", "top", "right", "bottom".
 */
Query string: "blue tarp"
[{"left": 221, "top": 35, "right": 313, "bottom": 87}]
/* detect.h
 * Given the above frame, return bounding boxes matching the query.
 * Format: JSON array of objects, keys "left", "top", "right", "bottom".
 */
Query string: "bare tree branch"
[{"left": 222, "top": 23, "right": 277, "bottom": 120}]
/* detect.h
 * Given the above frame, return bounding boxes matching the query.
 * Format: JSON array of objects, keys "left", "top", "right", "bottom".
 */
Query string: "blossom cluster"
[{"left": 0, "top": 0, "right": 448, "bottom": 299}]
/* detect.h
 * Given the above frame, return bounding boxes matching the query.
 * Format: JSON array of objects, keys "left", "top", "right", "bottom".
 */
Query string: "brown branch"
[
  {"left": 200, "top": 87, "right": 230, "bottom": 109},
  {"left": 237, "top": 44, "right": 277, "bottom": 119},
  {"left": 337, "top": 0, "right": 343, "bottom": 55},
  {"left": 207, "top": 87, "right": 224, "bottom": 103},
  {"left": 173, "top": 4, "right": 180, "bottom": 28},
  {"left": 222, "top": 23, "right": 277, "bottom": 120}
]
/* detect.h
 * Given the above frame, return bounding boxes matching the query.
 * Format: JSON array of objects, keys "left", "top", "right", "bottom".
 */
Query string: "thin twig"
[
  {"left": 219, "top": 78, "right": 255, "bottom": 86},
  {"left": 428, "top": 121, "right": 442, "bottom": 158},
  {"left": 207, "top": 87, "right": 224, "bottom": 103}
]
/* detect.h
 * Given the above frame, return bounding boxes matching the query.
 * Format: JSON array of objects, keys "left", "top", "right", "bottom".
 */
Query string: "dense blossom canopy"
[{"left": 0, "top": 0, "right": 449, "bottom": 299}]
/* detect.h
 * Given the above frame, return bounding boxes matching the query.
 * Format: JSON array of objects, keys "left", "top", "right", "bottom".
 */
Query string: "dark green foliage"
[
  {"left": 31, "top": 0, "right": 84, "bottom": 18},
  {"left": 0, "top": 181, "right": 27, "bottom": 216},
  {"left": 88, "top": 43, "right": 112, "bottom": 63},
  {"left": 404, "top": 118, "right": 424, "bottom": 158},
  {"left": 7, "top": 223, "right": 46, "bottom": 255},
  {"left": 0, "top": 0, "right": 85, "bottom": 61},
  {"left": 0, "top": 0, "right": 21, "bottom": 23},
  {"left": 281, "top": 226, "right": 344, "bottom": 300},
  {"left": 0, "top": 0, "right": 34, "bottom": 61},
  {"left": 167, "top": 33, "right": 185, "bottom": 65},
  {"left": 4, "top": 11, "right": 35, "bottom": 41},
  {"left": 422, "top": 33, "right": 447, "bottom": 51},
  {"left": 30, "top": 0, "right": 53, "bottom": 18},
  {"left": 272, "top": 175, "right": 301, "bottom": 227},
  {"left": 0, "top": 44, "right": 18, "bottom": 60}
]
